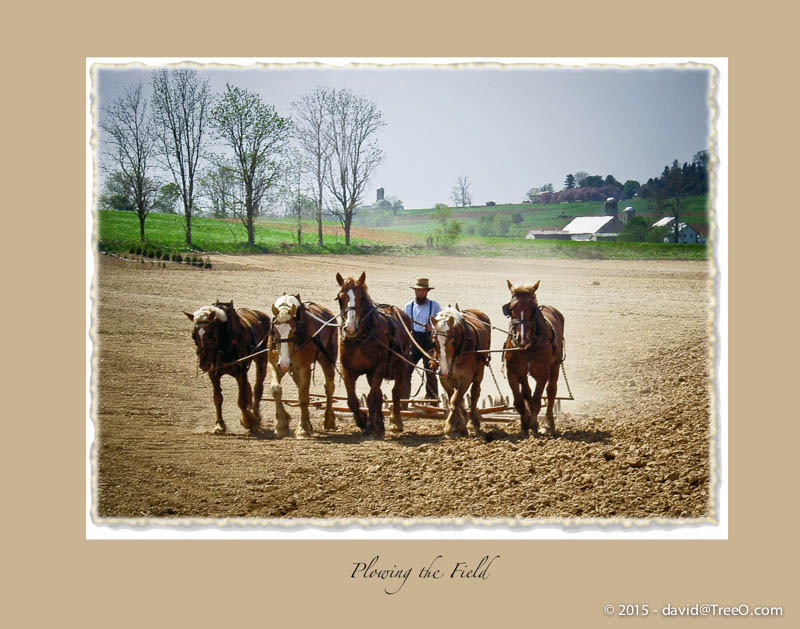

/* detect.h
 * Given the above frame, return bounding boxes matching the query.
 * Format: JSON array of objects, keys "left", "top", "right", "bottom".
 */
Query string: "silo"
[
  {"left": 622, "top": 206, "right": 635, "bottom": 224},
  {"left": 604, "top": 197, "right": 618, "bottom": 217}
]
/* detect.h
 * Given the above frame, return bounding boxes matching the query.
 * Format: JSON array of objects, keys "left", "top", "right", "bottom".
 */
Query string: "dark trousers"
[{"left": 406, "top": 330, "right": 439, "bottom": 400}]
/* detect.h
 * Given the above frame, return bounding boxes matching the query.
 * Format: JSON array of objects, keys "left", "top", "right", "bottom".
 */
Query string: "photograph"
[{"left": 90, "top": 59, "right": 719, "bottom": 527}]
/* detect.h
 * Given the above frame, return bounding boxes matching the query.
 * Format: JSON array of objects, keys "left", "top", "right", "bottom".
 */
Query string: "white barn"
[{"left": 526, "top": 215, "right": 624, "bottom": 241}]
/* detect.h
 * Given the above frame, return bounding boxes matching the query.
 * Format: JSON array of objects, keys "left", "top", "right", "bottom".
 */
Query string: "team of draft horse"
[{"left": 184, "top": 273, "right": 565, "bottom": 440}]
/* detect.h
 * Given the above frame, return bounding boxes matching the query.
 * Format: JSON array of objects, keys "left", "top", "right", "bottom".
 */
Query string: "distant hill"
[{"left": 391, "top": 195, "right": 709, "bottom": 235}]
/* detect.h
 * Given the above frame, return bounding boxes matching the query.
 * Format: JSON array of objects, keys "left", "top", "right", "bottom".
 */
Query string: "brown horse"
[
  {"left": 268, "top": 294, "right": 339, "bottom": 439},
  {"left": 430, "top": 305, "right": 492, "bottom": 438},
  {"left": 183, "top": 301, "right": 271, "bottom": 434},
  {"left": 336, "top": 271, "right": 412, "bottom": 438},
  {"left": 502, "top": 281, "right": 565, "bottom": 437}
]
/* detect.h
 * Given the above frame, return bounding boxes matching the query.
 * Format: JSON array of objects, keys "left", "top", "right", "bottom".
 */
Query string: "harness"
[
  {"left": 433, "top": 315, "right": 489, "bottom": 364},
  {"left": 270, "top": 303, "right": 337, "bottom": 366},
  {"left": 503, "top": 302, "right": 561, "bottom": 359}
]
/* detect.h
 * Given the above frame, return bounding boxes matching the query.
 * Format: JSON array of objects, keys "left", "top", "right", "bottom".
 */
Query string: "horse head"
[
  {"left": 270, "top": 294, "right": 302, "bottom": 370},
  {"left": 335, "top": 271, "right": 370, "bottom": 338},
  {"left": 184, "top": 304, "right": 229, "bottom": 371},
  {"left": 505, "top": 280, "right": 540, "bottom": 349},
  {"left": 432, "top": 307, "right": 464, "bottom": 377}
]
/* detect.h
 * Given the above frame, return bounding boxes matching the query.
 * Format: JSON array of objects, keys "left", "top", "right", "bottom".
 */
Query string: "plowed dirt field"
[{"left": 94, "top": 253, "right": 712, "bottom": 522}]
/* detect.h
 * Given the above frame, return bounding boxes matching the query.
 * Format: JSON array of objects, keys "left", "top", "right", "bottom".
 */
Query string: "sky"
[{"left": 94, "top": 61, "right": 712, "bottom": 211}]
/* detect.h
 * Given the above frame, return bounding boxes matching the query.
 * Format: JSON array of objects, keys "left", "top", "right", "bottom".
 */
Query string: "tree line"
[
  {"left": 524, "top": 151, "right": 708, "bottom": 209},
  {"left": 99, "top": 70, "right": 385, "bottom": 247}
]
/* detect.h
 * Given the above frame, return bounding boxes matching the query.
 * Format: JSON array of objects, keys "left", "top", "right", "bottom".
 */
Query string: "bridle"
[
  {"left": 192, "top": 319, "right": 225, "bottom": 369},
  {"left": 337, "top": 287, "right": 378, "bottom": 339},
  {"left": 505, "top": 297, "right": 540, "bottom": 348}
]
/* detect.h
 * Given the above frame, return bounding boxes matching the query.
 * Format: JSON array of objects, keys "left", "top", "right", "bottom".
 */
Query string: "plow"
[{"left": 263, "top": 391, "right": 574, "bottom": 425}]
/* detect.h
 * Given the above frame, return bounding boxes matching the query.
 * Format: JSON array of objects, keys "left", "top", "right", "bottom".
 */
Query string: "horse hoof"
[
  {"left": 276, "top": 427, "right": 290, "bottom": 439},
  {"left": 389, "top": 423, "right": 404, "bottom": 433},
  {"left": 213, "top": 424, "right": 226, "bottom": 435},
  {"left": 296, "top": 430, "right": 313, "bottom": 440}
]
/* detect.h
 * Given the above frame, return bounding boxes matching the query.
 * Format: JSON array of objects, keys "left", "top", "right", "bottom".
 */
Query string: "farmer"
[{"left": 403, "top": 278, "right": 441, "bottom": 401}]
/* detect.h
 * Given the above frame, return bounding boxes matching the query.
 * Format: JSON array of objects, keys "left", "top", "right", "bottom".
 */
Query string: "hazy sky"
[{"left": 95, "top": 62, "right": 712, "bottom": 210}]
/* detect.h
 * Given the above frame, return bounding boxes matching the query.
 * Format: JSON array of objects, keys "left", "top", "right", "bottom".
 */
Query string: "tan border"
[{"left": 9, "top": 0, "right": 800, "bottom": 622}]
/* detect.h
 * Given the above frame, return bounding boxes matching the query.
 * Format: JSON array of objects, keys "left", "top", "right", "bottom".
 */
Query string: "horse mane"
[
  {"left": 214, "top": 301, "right": 241, "bottom": 349},
  {"left": 192, "top": 305, "right": 227, "bottom": 323},
  {"left": 434, "top": 307, "right": 464, "bottom": 325},
  {"left": 510, "top": 284, "right": 539, "bottom": 296},
  {"left": 273, "top": 294, "right": 301, "bottom": 323},
  {"left": 340, "top": 276, "right": 369, "bottom": 293}
]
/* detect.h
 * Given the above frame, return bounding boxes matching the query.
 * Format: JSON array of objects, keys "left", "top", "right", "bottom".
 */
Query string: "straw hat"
[{"left": 410, "top": 278, "right": 434, "bottom": 290}]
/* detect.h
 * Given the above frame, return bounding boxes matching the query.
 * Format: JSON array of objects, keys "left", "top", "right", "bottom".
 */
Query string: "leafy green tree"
[
  {"left": 511, "top": 213, "right": 523, "bottom": 225},
  {"left": 622, "top": 179, "right": 640, "bottom": 200},
  {"left": 431, "top": 203, "right": 463, "bottom": 246},
  {"left": 564, "top": 173, "right": 576, "bottom": 189},
  {"left": 493, "top": 213, "right": 512, "bottom": 236},
  {"left": 199, "top": 161, "right": 239, "bottom": 218},
  {"left": 153, "top": 182, "right": 181, "bottom": 214},
  {"left": 580, "top": 175, "right": 604, "bottom": 188},
  {"left": 212, "top": 84, "right": 291, "bottom": 246},
  {"left": 98, "top": 171, "right": 136, "bottom": 212},
  {"left": 617, "top": 216, "right": 650, "bottom": 242}
]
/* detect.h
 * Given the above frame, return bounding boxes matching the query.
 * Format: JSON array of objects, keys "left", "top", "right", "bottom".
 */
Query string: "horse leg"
[
  {"left": 236, "top": 367, "right": 256, "bottom": 432},
  {"left": 507, "top": 369, "right": 532, "bottom": 436},
  {"left": 268, "top": 358, "right": 291, "bottom": 438},
  {"left": 389, "top": 365, "right": 405, "bottom": 433},
  {"left": 294, "top": 364, "right": 313, "bottom": 439},
  {"left": 366, "top": 369, "right": 386, "bottom": 439},
  {"left": 441, "top": 379, "right": 462, "bottom": 438},
  {"left": 544, "top": 362, "right": 560, "bottom": 436},
  {"left": 210, "top": 372, "right": 226, "bottom": 434},
  {"left": 528, "top": 373, "right": 547, "bottom": 437},
  {"left": 344, "top": 369, "right": 367, "bottom": 432},
  {"left": 454, "top": 381, "right": 471, "bottom": 437},
  {"left": 468, "top": 372, "right": 483, "bottom": 436},
  {"left": 250, "top": 358, "right": 266, "bottom": 431},
  {"left": 320, "top": 360, "right": 337, "bottom": 431}
]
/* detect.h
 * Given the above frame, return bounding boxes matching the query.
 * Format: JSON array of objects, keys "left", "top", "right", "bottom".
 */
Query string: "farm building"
[
  {"left": 652, "top": 217, "right": 707, "bottom": 244},
  {"left": 526, "top": 215, "right": 624, "bottom": 241}
]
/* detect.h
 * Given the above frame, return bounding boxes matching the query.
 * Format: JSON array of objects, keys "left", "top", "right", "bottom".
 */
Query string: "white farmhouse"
[{"left": 652, "top": 217, "right": 707, "bottom": 244}]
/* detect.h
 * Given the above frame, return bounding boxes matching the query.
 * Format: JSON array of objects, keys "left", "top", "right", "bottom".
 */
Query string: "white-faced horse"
[
  {"left": 431, "top": 306, "right": 491, "bottom": 437},
  {"left": 268, "top": 294, "right": 339, "bottom": 438}
]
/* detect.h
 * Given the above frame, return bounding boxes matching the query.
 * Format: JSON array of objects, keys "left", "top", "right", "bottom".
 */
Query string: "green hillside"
[{"left": 390, "top": 195, "right": 710, "bottom": 235}]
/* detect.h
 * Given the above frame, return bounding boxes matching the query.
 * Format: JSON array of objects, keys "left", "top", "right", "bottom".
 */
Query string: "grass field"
[
  {"left": 96, "top": 193, "right": 710, "bottom": 261},
  {"left": 97, "top": 210, "right": 384, "bottom": 254}
]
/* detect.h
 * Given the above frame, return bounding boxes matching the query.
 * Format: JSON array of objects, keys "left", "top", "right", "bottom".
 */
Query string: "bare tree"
[
  {"left": 573, "top": 171, "right": 589, "bottom": 187},
  {"left": 293, "top": 88, "right": 332, "bottom": 246},
  {"left": 99, "top": 82, "right": 159, "bottom": 241},
  {"left": 284, "top": 157, "right": 316, "bottom": 245},
  {"left": 451, "top": 176, "right": 472, "bottom": 208},
  {"left": 151, "top": 68, "right": 213, "bottom": 247},
  {"left": 212, "top": 84, "right": 291, "bottom": 247},
  {"left": 322, "top": 88, "right": 385, "bottom": 246}
]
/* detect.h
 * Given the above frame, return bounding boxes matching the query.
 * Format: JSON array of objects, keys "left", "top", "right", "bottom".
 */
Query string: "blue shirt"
[{"left": 404, "top": 299, "right": 441, "bottom": 333}]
